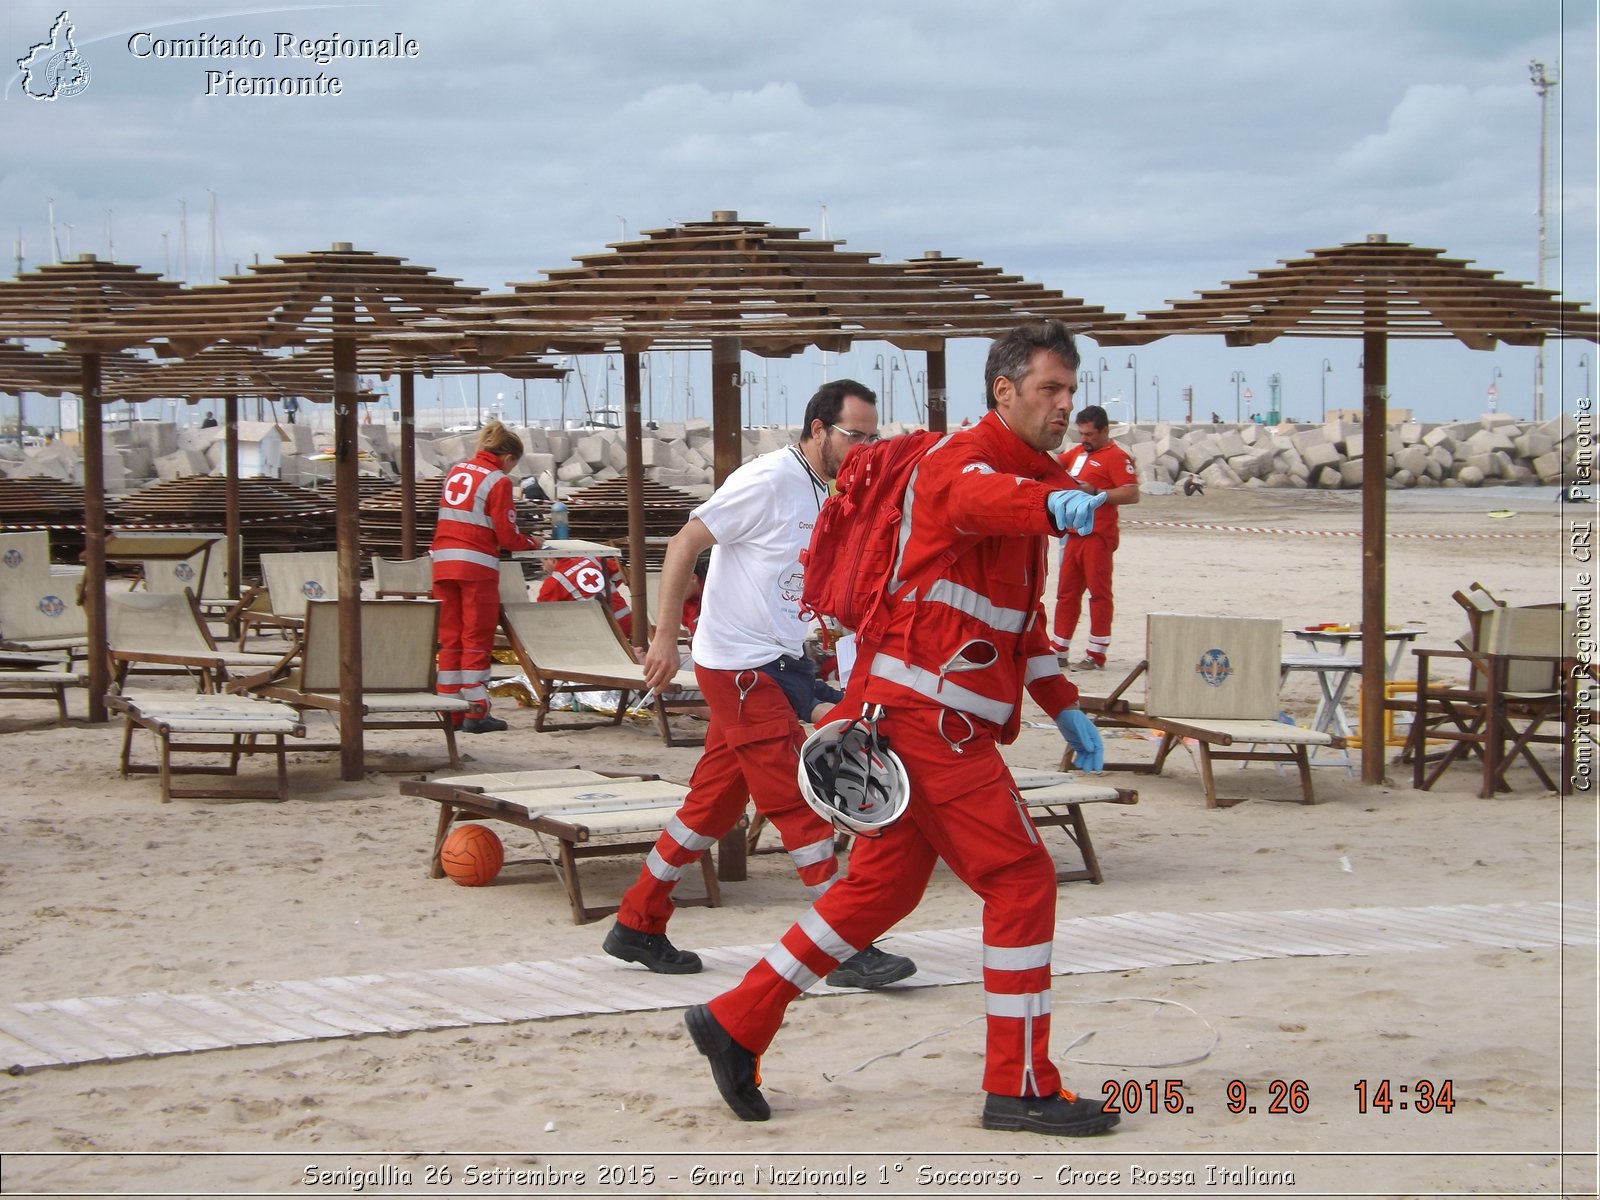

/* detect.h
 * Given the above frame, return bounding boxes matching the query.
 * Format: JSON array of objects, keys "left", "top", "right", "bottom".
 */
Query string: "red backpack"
[{"left": 799, "top": 429, "right": 946, "bottom": 639}]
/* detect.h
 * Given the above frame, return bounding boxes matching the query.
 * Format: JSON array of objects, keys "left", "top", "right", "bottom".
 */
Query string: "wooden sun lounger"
[
  {"left": 1068, "top": 615, "right": 1340, "bottom": 809},
  {"left": 401, "top": 768, "right": 722, "bottom": 924},
  {"left": 0, "top": 651, "right": 81, "bottom": 722},
  {"left": 1009, "top": 770, "right": 1139, "bottom": 885},
  {"left": 108, "top": 689, "right": 306, "bottom": 803},
  {"left": 500, "top": 599, "right": 704, "bottom": 747}
]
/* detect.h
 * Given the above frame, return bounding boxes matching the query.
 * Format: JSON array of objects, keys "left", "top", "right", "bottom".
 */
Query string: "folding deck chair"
[
  {"left": 237, "top": 551, "right": 340, "bottom": 648},
  {"left": 371, "top": 555, "right": 433, "bottom": 599},
  {"left": 1408, "top": 605, "right": 1575, "bottom": 797},
  {"left": 499, "top": 599, "right": 704, "bottom": 746},
  {"left": 108, "top": 688, "right": 306, "bottom": 803},
  {"left": 0, "top": 531, "right": 88, "bottom": 661},
  {"left": 251, "top": 598, "right": 469, "bottom": 770},
  {"left": 401, "top": 768, "right": 720, "bottom": 924},
  {"left": 107, "top": 591, "right": 295, "bottom": 692},
  {"left": 1069, "top": 614, "right": 1340, "bottom": 808}
]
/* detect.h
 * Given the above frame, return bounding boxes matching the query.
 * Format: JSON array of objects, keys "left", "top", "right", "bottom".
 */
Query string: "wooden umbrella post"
[
  {"left": 710, "top": 338, "right": 742, "bottom": 487},
  {"left": 224, "top": 394, "right": 241, "bottom": 607},
  {"left": 926, "top": 344, "right": 948, "bottom": 433},
  {"left": 80, "top": 350, "right": 108, "bottom": 723},
  {"left": 1360, "top": 328, "right": 1388, "bottom": 786},
  {"left": 332, "top": 321, "right": 366, "bottom": 781},
  {"left": 621, "top": 350, "right": 648, "bottom": 656},
  {"left": 399, "top": 370, "right": 416, "bottom": 559}
]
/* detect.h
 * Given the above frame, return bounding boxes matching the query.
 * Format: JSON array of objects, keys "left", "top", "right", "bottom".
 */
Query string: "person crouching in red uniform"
[{"left": 431, "top": 421, "right": 541, "bottom": 733}]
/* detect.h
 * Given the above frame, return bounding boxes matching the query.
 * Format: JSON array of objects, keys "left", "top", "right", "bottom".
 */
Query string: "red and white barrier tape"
[{"left": 1122, "top": 519, "right": 1547, "bottom": 541}]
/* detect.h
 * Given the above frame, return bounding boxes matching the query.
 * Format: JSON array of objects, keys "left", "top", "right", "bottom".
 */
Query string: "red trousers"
[
  {"left": 1053, "top": 529, "right": 1118, "bottom": 660},
  {"left": 708, "top": 703, "right": 1063, "bottom": 1098},
  {"left": 616, "top": 664, "right": 839, "bottom": 934},
  {"left": 433, "top": 575, "right": 500, "bottom": 718}
]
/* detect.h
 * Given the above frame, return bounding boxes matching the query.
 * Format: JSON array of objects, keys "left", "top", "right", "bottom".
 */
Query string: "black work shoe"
[
  {"left": 825, "top": 943, "right": 917, "bottom": 989},
  {"left": 686, "top": 1004, "right": 769, "bottom": 1121},
  {"left": 602, "top": 921, "right": 703, "bottom": 974},
  {"left": 981, "top": 1089, "right": 1119, "bottom": 1137},
  {"left": 461, "top": 715, "right": 509, "bottom": 733}
]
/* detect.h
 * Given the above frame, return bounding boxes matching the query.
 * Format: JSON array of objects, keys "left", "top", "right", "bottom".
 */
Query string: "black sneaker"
[
  {"left": 602, "top": 921, "right": 703, "bottom": 974},
  {"left": 981, "top": 1089, "right": 1119, "bottom": 1137},
  {"left": 825, "top": 944, "right": 917, "bottom": 989},
  {"left": 461, "top": 715, "right": 509, "bottom": 733},
  {"left": 685, "top": 1004, "right": 769, "bottom": 1121}
]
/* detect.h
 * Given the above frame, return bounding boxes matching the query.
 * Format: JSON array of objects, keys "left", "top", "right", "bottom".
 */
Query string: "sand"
[{"left": 0, "top": 483, "right": 1593, "bottom": 1198}]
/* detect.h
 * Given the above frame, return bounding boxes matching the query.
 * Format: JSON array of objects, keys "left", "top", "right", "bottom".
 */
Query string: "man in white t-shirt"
[{"left": 603, "top": 380, "right": 917, "bottom": 991}]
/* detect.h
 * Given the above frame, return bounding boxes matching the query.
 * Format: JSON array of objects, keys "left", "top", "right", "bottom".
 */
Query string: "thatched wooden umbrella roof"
[
  {"left": 11, "top": 245, "right": 484, "bottom": 777},
  {"left": 1091, "top": 234, "right": 1599, "bottom": 786},
  {"left": 390, "top": 211, "right": 1120, "bottom": 663}
]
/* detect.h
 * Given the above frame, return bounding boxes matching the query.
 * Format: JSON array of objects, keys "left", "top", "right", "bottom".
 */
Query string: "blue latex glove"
[
  {"left": 1055, "top": 707, "right": 1105, "bottom": 773},
  {"left": 1047, "top": 488, "right": 1108, "bottom": 537}
]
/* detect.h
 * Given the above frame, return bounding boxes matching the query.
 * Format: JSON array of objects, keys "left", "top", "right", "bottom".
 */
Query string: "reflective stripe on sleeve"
[
  {"left": 645, "top": 848, "right": 690, "bottom": 884},
  {"left": 1024, "top": 653, "right": 1060, "bottom": 683}
]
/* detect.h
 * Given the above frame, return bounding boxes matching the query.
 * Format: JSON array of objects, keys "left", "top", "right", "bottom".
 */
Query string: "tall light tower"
[{"left": 1530, "top": 59, "right": 1558, "bottom": 421}]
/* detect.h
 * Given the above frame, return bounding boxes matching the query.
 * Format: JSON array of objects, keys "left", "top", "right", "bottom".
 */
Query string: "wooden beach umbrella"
[
  {"left": 63, "top": 244, "right": 482, "bottom": 779},
  {"left": 888, "top": 250, "right": 1117, "bottom": 429},
  {"left": 401, "top": 210, "right": 1121, "bottom": 658},
  {"left": 0, "top": 256, "right": 184, "bottom": 720},
  {"left": 1093, "top": 233, "right": 1600, "bottom": 785}
]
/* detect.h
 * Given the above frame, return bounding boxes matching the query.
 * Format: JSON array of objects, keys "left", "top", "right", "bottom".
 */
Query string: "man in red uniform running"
[
  {"left": 683, "top": 319, "right": 1117, "bottom": 1138},
  {"left": 1050, "top": 404, "right": 1140, "bottom": 671},
  {"left": 602, "top": 381, "right": 916, "bottom": 991}
]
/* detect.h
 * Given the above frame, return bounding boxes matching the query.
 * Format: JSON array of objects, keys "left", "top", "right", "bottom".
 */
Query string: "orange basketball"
[{"left": 440, "top": 824, "right": 504, "bottom": 887}]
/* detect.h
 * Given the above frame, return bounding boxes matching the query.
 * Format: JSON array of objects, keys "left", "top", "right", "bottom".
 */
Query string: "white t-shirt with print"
[{"left": 690, "top": 446, "right": 828, "bottom": 670}]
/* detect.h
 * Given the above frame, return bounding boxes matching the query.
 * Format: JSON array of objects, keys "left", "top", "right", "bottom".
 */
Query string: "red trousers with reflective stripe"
[
  {"left": 708, "top": 703, "right": 1063, "bottom": 1097},
  {"left": 433, "top": 576, "right": 500, "bottom": 718},
  {"left": 1053, "top": 529, "right": 1118, "bottom": 655},
  {"left": 616, "top": 664, "right": 839, "bottom": 934}
]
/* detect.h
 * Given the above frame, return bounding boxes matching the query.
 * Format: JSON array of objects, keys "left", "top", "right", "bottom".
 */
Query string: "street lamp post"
[
  {"left": 873, "top": 354, "right": 886, "bottom": 415},
  {"left": 1581, "top": 352, "right": 1593, "bottom": 404},
  {"left": 779, "top": 385, "right": 789, "bottom": 427},
  {"left": 740, "top": 371, "right": 758, "bottom": 426},
  {"left": 1489, "top": 366, "right": 1503, "bottom": 414},
  {"left": 640, "top": 352, "right": 652, "bottom": 423},
  {"left": 1126, "top": 354, "right": 1139, "bottom": 423},
  {"left": 1230, "top": 371, "right": 1246, "bottom": 423},
  {"left": 888, "top": 358, "right": 901, "bottom": 423},
  {"left": 1320, "top": 358, "right": 1333, "bottom": 421},
  {"left": 1080, "top": 369, "right": 1095, "bottom": 410},
  {"left": 1097, "top": 357, "right": 1108, "bottom": 408}
]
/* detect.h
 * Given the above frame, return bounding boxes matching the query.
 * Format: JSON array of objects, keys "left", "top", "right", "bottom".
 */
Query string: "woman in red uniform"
[{"left": 431, "top": 421, "right": 540, "bottom": 733}]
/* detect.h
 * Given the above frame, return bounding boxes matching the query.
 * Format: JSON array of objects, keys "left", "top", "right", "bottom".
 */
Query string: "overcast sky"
[{"left": 3, "top": 0, "right": 1595, "bottom": 428}]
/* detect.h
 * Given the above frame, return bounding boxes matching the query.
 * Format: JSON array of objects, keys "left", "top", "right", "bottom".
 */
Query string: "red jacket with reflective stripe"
[
  {"left": 430, "top": 450, "right": 538, "bottom": 582},
  {"left": 861, "top": 412, "right": 1079, "bottom": 742}
]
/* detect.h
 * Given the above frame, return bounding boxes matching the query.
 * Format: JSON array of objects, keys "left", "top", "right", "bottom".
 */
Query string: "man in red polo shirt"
[{"left": 1051, "top": 404, "right": 1140, "bottom": 671}]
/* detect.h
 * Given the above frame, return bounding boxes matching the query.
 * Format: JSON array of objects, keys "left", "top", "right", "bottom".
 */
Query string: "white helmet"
[{"left": 798, "top": 717, "right": 911, "bottom": 836}]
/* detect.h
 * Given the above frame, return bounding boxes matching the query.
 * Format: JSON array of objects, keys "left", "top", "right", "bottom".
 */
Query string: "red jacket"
[
  {"left": 1059, "top": 440, "right": 1139, "bottom": 534},
  {"left": 862, "top": 412, "right": 1079, "bottom": 742},
  {"left": 431, "top": 450, "right": 538, "bottom": 582}
]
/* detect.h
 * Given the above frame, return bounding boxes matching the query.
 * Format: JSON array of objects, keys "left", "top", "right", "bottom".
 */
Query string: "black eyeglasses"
[{"left": 829, "top": 424, "right": 880, "bottom": 444}]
